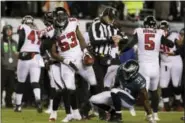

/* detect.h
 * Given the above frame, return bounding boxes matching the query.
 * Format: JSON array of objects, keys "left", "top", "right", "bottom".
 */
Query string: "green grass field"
[{"left": 1, "top": 108, "right": 184, "bottom": 123}]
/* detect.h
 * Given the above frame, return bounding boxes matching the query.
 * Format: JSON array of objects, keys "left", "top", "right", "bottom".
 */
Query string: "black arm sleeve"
[
  {"left": 119, "top": 33, "right": 138, "bottom": 53},
  {"left": 174, "top": 45, "right": 184, "bottom": 55},
  {"left": 17, "top": 29, "right": 25, "bottom": 52},
  {"left": 161, "top": 35, "right": 174, "bottom": 48}
]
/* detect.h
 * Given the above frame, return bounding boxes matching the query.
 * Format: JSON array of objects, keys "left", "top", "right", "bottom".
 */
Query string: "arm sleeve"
[
  {"left": 161, "top": 35, "right": 174, "bottom": 48},
  {"left": 17, "top": 29, "right": 25, "bottom": 52},
  {"left": 119, "top": 33, "right": 138, "bottom": 53}
]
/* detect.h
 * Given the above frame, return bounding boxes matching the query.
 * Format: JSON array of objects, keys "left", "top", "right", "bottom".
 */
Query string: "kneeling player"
[{"left": 90, "top": 60, "right": 156, "bottom": 123}]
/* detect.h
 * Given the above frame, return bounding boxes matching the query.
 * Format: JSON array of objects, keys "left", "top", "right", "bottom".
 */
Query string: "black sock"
[
  {"left": 150, "top": 90, "right": 159, "bottom": 113},
  {"left": 70, "top": 90, "right": 78, "bottom": 110},
  {"left": 111, "top": 92, "right": 121, "bottom": 112},
  {"left": 90, "top": 85, "right": 98, "bottom": 95},
  {"left": 53, "top": 91, "right": 62, "bottom": 111},
  {"left": 174, "top": 87, "right": 181, "bottom": 96},
  {"left": 161, "top": 88, "right": 170, "bottom": 99},
  {"left": 62, "top": 89, "right": 71, "bottom": 114},
  {"left": 50, "top": 88, "right": 56, "bottom": 100}
]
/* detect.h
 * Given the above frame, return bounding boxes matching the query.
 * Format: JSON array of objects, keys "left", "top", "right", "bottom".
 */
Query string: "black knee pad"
[
  {"left": 161, "top": 88, "right": 170, "bottom": 98},
  {"left": 15, "top": 82, "right": 25, "bottom": 94},
  {"left": 31, "top": 82, "right": 40, "bottom": 89},
  {"left": 50, "top": 88, "right": 56, "bottom": 99},
  {"left": 174, "top": 87, "right": 181, "bottom": 95}
]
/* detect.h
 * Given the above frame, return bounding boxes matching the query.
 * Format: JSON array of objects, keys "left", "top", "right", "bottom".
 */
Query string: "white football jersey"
[
  {"left": 134, "top": 28, "right": 165, "bottom": 63},
  {"left": 160, "top": 32, "right": 180, "bottom": 62},
  {"left": 19, "top": 24, "right": 41, "bottom": 53},
  {"left": 55, "top": 18, "right": 83, "bottom": 60}
]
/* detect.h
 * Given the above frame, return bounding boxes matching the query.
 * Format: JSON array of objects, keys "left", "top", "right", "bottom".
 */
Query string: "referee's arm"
[{"left": 88, "top": 21, "right": 113, "bottom": 45}]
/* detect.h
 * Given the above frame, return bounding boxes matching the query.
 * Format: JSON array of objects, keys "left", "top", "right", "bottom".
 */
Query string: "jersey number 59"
[{"left": 145, "top": 34, "right": 155, "bottom": 50}]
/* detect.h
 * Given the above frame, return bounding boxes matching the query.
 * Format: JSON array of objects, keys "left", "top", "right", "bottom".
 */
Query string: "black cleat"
[
  {"left": 108, "top": 113, "right": 123, "bottom": 123},
  {"left": 14, "top": 105, "right": 22, "bottom": 112},
  {"left": 36, "top": 101, "right": 43, "bottom": 113}
]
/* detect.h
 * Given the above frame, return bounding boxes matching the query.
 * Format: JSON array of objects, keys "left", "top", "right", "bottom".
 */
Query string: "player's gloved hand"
[
  {"left": 63, "top": 59, "right": 78, "bottom": 71},
  {"left": 147, "top": 114, "right": 156, "bottom": 123},
  {"left": 83, "top": 48, "right": 93, "bottom": 59}
]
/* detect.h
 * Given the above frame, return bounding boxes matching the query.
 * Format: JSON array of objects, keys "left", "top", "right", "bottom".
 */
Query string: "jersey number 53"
[{"left": 57, "top": 31, "right": 78, "bottom": 52}]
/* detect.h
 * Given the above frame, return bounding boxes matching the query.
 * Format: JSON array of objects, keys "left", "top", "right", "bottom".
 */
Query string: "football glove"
[{"left": 63, "top": 59, "right": 78, "bottom": 71}]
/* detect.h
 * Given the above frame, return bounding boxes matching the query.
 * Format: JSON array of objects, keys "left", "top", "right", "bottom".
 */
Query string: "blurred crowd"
[{"left": 1, "top": 1, "right": 185, "bottom": 21}]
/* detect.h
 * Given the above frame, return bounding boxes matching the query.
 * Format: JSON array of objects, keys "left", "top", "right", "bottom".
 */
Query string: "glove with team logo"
[
  {"left": 63, "top": 59, "right": 79, "bottom": 71},
  {"left": 147, "top": 114, "right": 156, "bottom": 123}
]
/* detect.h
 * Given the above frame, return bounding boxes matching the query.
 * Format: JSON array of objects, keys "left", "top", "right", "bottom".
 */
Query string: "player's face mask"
[{"left": 56, "top": 11, "right": 68, "bottom": 28}]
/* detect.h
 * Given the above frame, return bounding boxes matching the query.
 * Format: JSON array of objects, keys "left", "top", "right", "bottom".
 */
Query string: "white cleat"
[
  {"left": 62, "top": 114, "right": 73, "bottom": 123},
  {"left": 72, "top": 109, "right": 82, "bottom": 120},
  {"left": 153, "top": 113, "right": 160, "bottom": 121},
  {"left": 45, "top": 108, "right": 52, "bottom": 114},
  {"left": 49, "top": 111, "right": 57, "bottom": 122},
  {"left": 129, "top": 107, "right": 136, "bottom": 116}
]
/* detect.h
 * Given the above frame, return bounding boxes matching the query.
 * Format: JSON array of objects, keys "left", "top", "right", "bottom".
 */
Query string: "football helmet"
[
  {"left": 180, "top": 28, "right": 184, "bottom": 35},
  {"left": 159, "top": 20, "right": 169, "bottom": 31},
  {"left": 119, "top": 60, "right": 139, "bottom": 81},
  {"left": 43, "top": 12, "right": 54, "bottom": 26},
  {"left": 143, "top": 16, "right": 157, "bottom": 28},
  {"left": 22, "top": 15, "right": 34, "bottom": 25},
  {"left": 54, "top": 7, "right": 69, "bottom": 29}
]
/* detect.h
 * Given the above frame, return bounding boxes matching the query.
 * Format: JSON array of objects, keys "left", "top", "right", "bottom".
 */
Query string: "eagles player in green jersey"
[{"left": 90, "top": 60, "right": 156, "bottom": 123}]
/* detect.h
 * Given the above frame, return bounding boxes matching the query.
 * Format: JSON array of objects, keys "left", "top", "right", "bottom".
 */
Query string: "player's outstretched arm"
[
  {"left": 76, "top": 26, "right": 87, "bottom": 50},
  {"left": 119, "top": 33, "right": 138, "bottom": 53}
]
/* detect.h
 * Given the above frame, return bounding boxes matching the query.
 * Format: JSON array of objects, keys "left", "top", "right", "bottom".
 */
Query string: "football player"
[
  {"left": 49, "top": 7, "right": 97, "bottom": 122},
  {"left": 90, "top": 60, "right": 156, "bottom": 123},
  {"left": 15, "top": 15, "right": 44, "bottom": 113},
  {"left": 41, "top": 12, "right": 64, "bottom": 114},
  {"left": 119, "top": 16, "right": 174, "bottom": 121},
  {"left": 159, "top": 20, "right": 183, "bottom": 111}
]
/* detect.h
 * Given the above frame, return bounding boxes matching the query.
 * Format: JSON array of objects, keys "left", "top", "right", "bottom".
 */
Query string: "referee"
[{"left": 88, "top": 6, "right": 127, "bottom": 120}]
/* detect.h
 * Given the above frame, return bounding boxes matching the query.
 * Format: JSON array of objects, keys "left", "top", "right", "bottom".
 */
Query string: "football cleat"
[
  {"left": 108, "top": 113, "right": 122, "bottom": 123},
  {"left": 49, "top": 111, "right": 57, "bottom": 122},
  {"left": 153, "top": 113, "right": 160, "bottom": 121},
  {"left": 72, "top": 109, "right": 82, "bottom": 120},
  {"left": 36, "top": 101, "right": 43, "bottom": 113},
  {"left": 129, "top": 107, "right": 136, "bottom": 116},
  {"left": 62, "top": 114, "right": 73, "bottom": 122},
  {"left": 14, "top": 105, "right": 22, "bottom": 112},
  {"left": 45, "top": 108, "right": 52, "bottom": 114}
]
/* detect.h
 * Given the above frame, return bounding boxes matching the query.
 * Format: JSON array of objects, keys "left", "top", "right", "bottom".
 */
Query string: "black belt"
[{"left": 19, "top": 52, "right": 39, "bottom": 60}]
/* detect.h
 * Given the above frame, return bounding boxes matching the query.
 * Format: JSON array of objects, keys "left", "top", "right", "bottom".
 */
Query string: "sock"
[
  {"left": 62, "top": 90, "right": 71, "bottom": 114},
  {"left": 161, "top": 88, "right": 170, "bottom": 99},
  {"left": 70, "top": 90, "right": 78, "bottom": 110},
  {"left": 53, "top": 91, "right": 62, "bottom": 111},
  {"left": 49, "top": 99, "right": 53, "bottom": 109},
  {"left": 111, "top": 92, "right": 121, "bottom": 112},
  {"left": 150, "top": 90, "right": 159, "bottom": 113},
  {"left": 15, "top": 93, "right": 23, "bottom": 105},
  {"left": 50, "top": 88, "right": 56, "bottom": 100},
  {"left": 90, "top": 85, "right": 98, "bottom": 95},
  {"left": 33, "top": 88, "right": 41, "bottom": 101}
]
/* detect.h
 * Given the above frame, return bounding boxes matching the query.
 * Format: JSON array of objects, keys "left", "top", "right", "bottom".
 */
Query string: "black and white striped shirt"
[{"left": 88, "top": 18, "right": 122, "bottom": 56}]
